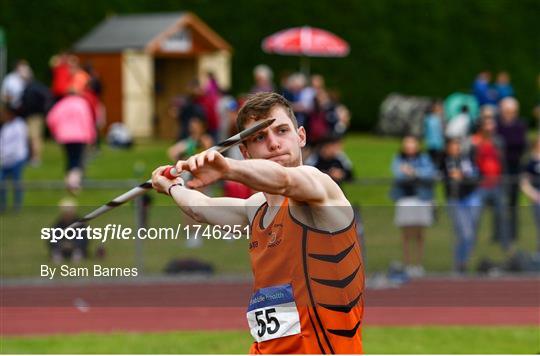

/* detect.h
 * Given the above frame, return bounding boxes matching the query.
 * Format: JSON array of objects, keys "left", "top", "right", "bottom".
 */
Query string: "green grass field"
[
  {"left": 2, "top": 137, "right": 539, "bottom": 355},
  {"left": 0, "top": 135, "right": 537, "bottom": 276},
  {"left": 1, "top": 327, "right": 538, "bottom": 354}
]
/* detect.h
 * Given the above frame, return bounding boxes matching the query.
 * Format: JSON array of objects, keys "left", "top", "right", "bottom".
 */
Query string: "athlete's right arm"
[{"left": 151, "top": 166, "right": 250, "bottom": 226}]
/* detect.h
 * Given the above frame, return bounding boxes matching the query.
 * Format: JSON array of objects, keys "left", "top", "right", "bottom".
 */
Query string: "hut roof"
[{"left": 74, "top": 12, "right": 231, "bottom": 53}]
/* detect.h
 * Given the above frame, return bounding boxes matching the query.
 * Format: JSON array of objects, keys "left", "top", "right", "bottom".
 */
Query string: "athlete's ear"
[
  {"left": 297, "top": 126, "right": 307, "bottom": 148},
  {"left": 239, "top": 143, "right": 251, "bottom": 159}
]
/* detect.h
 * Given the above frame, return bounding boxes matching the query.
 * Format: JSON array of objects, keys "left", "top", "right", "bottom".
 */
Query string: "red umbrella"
[
  {"left": 262, "top": 26, "right": 350, "bottom": 57},
  {"left": 262, "top": 26, "right": 349, "bottom": 74}
]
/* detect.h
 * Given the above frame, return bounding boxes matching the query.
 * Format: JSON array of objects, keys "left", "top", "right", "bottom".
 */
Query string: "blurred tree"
[{"left": 0, "top": 0, "right": 538, "bottom": 130}]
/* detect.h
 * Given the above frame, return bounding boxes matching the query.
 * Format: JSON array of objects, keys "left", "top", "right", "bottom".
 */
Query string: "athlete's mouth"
[{"left": 267, "top": 154, "right": 288, "bottom": 161}]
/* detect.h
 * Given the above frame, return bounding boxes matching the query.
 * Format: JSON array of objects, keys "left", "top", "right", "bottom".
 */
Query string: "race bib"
[{"left": 246, "top": 283, "right": 301, "bottom": 343}]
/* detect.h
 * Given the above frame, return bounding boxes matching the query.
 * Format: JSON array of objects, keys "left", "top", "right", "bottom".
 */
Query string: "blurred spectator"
[
  {"left": 534, "top": 74, "right": 540, "bottom": 134},
  {"left": 423, "top": 99, "right": 445, "bottom": 168},
  {"left": 497, "top": 97, "right": 527, "bottom": 242},
  {"left": 82, "top": 63, "right": 106, "bottom": 150},
  {"left": 278, "top": 70, "right": 294, "bottom": 99},
  {"left": 106, "top": 122, "right": 133, "bottom": 149},
  {"left": 251, "top": 64, "right": 274, "bottom": 93},
  {"left": 304, "top": 74, "right": 326, "bottom": 110},
  {"left": 472, "top": 71, "right": 497, "bottom": 107},
  {"left": 49, "top": 52, "right": 73, "bottom": 101},
  {"left": 467, "top": 116, "right": 510, "bottom": 250},
  {"left": 217, "top": 99, "right": 253, "bottom": 199},
  {"left": 494, "top": 71, "right": 514, "bottom": 102},
  {"left": 1, "top": 59, "right": 31, "bottom": 111},
  {"left": 308, "top": 89, "right": 350, "bottom": 145},
  {"left": 297, "top": 74, "right": 325, "bottom": 125},
  {"left": 441, "top": 138, "right": 481, "bottom": 273},
  {"left": 46, "top": 93, "right": 96, "bottom": 194},
  {"left": 223, "top": 179, "right": 253, "bottom": 199},
  {"left": 282, "top": 73, "right": 308, "bottom": 127},
  {"left": 445, "top": 105, "right": 472, "bottom": 141},
  {"left": 520, "top": 137, "right": 540, "bottom": 252},
  {"left": 167, "top": 117, "right": 214, "bottom": 249},
  {"left": 84, "top": 63, "right": 103, "bottom": 97},
  {"left": 173, "top": 79, "right": 206, "bottom": 140},
  {"left": 49, "top": 197, "right": 89, "bottom": 264},
  {"left": 331, "top": 90, "right": 351, "bottom": 132},
  {"left": 0, "top": 105, "right": 28, "bottom": 213},
  {"left": 167, "top": 117, "right": 213, "bottom": 162},
  {"left": 300, "top": 74, "right": 326, "bottom": 128},
  {"left": 219, "top": 98, "right": 244, "bottom": 163},
  {"left": 305, "top": 135, "right": 353, "bottom": 186},
  {"left": 21, "top": 68, "right": 53, "bottom": 166},
  {"left": 200, "top": 72, "right": 221, "bottom": 141},
  {"left": 69, "top": 57, "right": 90, "bottom": 95},
  {"left": 216, "top": 92, "right": 237, "bottom": 143},
  {"left": 390, "top": 136, "right": 436, "bottom": 277}
]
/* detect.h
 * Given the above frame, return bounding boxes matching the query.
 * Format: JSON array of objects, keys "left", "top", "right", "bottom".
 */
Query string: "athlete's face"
[{"left": 240, "top": 106, "right": 306, "bottom": 167}]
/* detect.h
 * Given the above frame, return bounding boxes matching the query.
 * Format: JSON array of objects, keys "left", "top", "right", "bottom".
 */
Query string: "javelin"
[{"left": 68, "top": 118, "right": 275, "bottom": 228}]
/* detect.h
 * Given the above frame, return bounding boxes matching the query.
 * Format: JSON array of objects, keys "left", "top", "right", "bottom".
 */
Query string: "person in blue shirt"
[
  {"left": 472, "top": 71, "right": 498, "bottom": 107},
  {"left": 390, "top": 136, "right": 436, "bottom": 277},
  {"left": 441, "top": 138, "right": 481, "bottom": 273},
  {"left": 494, "top": 71, "right": 514, "bottom": 102},
  {"left": 423, "top": 100, "right": 445, "bottom": 169}
]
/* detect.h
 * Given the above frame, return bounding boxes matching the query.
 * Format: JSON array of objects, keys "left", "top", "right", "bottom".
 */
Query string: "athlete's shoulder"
[{"left": 293, "top": 165, "right": 350, "bottom": 207}]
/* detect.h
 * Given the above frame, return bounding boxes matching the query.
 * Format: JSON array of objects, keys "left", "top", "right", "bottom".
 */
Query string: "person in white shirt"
[
  {"left": 0, "top": 105, "right": 29, "bottom": 212},
  {"left": 1, "top": 60, "right": 32, "bottom": 110},
  {"left": 445, "top": 105, "right": 472, "bottom": 141}
]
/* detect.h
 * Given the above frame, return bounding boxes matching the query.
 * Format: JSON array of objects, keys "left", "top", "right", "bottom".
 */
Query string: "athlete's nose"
[{"left": 267, "top": 132, "right": 280, "bottom": 151}]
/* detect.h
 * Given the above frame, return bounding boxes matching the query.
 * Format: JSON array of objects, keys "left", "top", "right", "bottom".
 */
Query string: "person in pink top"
[{"left": 47, "top": 93, "right": 96, "bottom": 193}]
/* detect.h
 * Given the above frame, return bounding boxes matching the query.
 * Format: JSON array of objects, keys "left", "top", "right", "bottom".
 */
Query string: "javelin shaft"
[{"left": 69, "top": 119, "right": 274, "bottom": 228}]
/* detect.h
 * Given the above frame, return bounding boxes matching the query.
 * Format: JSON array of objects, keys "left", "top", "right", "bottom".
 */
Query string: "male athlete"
[{"left": 152, "top": 92, "right": 364, "bottom": 354}]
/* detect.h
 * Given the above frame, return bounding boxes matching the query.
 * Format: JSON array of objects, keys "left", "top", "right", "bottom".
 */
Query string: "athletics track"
[{"left": 1, "top": 276, "right": 538, "bottom": 336}]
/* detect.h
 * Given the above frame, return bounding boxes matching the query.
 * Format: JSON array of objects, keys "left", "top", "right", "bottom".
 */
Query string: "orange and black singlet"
[{"left": 247, "top": 198, "right": 364, "bottom": 354}]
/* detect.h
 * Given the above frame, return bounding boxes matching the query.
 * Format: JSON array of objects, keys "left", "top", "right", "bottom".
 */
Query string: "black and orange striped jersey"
[{"left": 247, "top": 197, "right": 364, "bottom": 354}]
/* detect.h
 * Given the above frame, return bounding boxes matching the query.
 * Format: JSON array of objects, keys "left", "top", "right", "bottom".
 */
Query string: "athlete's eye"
[
  {"left": 278, "top": 127, "right": 289, "bottom": 134},
  {"left": 254, "top": 134, "right": 264, "bottom": 142}
]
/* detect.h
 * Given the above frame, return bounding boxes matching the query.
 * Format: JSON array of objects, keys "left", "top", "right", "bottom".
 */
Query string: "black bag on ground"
[{"left": 164, "top": 258, "right": 215, "bottom": 274}]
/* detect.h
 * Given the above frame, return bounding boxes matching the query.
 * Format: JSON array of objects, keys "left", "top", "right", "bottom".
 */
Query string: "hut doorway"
[{"left": 154, "top": 57, "right": 197, "bottom": 140}]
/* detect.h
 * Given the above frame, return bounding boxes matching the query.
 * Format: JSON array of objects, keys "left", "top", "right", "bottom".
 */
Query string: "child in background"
[
  {"left": 49, "top": 197, "right": 90, "bottom": 263},
  {"left": 0, "top": 105, "right": 28, "bottom": 212},
  {"left": 167, "top": 117, "right": 213, "bottom": 248},
  {"left": 305, "top": 135, "right": 353, "bottom": 186},
  {"left": 390, "top": 136, "right": 436, "bottom": 277},
  {"left": 167, "top": 117, "right": 213, "bottom": 162}
]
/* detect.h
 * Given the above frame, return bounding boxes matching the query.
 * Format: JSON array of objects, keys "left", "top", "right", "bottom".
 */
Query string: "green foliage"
[
  {"left": 1, "top": 327, "right": 538, "bottom": 354},
  {"left": 1, "top": 0, "right": 538, "bottom": 130}
]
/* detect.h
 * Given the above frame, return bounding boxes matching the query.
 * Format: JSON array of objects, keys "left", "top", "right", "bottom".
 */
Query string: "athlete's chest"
[{"left": 249, "top": 207, "right": 303, "bottom": 280}]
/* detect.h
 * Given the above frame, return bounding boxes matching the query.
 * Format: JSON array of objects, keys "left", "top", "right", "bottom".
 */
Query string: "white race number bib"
[{"left": 246, "top": 283, "right": 301, "bottom": 342}]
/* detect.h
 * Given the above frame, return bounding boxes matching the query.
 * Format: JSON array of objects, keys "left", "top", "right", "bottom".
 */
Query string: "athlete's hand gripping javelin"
[{"left": 151, "top": 149, "right": 230, "bottom": 193}]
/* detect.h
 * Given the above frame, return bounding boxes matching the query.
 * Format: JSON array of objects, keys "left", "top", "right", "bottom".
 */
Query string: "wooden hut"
[{"left": 74, "top": 12, "right": 232, "bottom": 139}]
